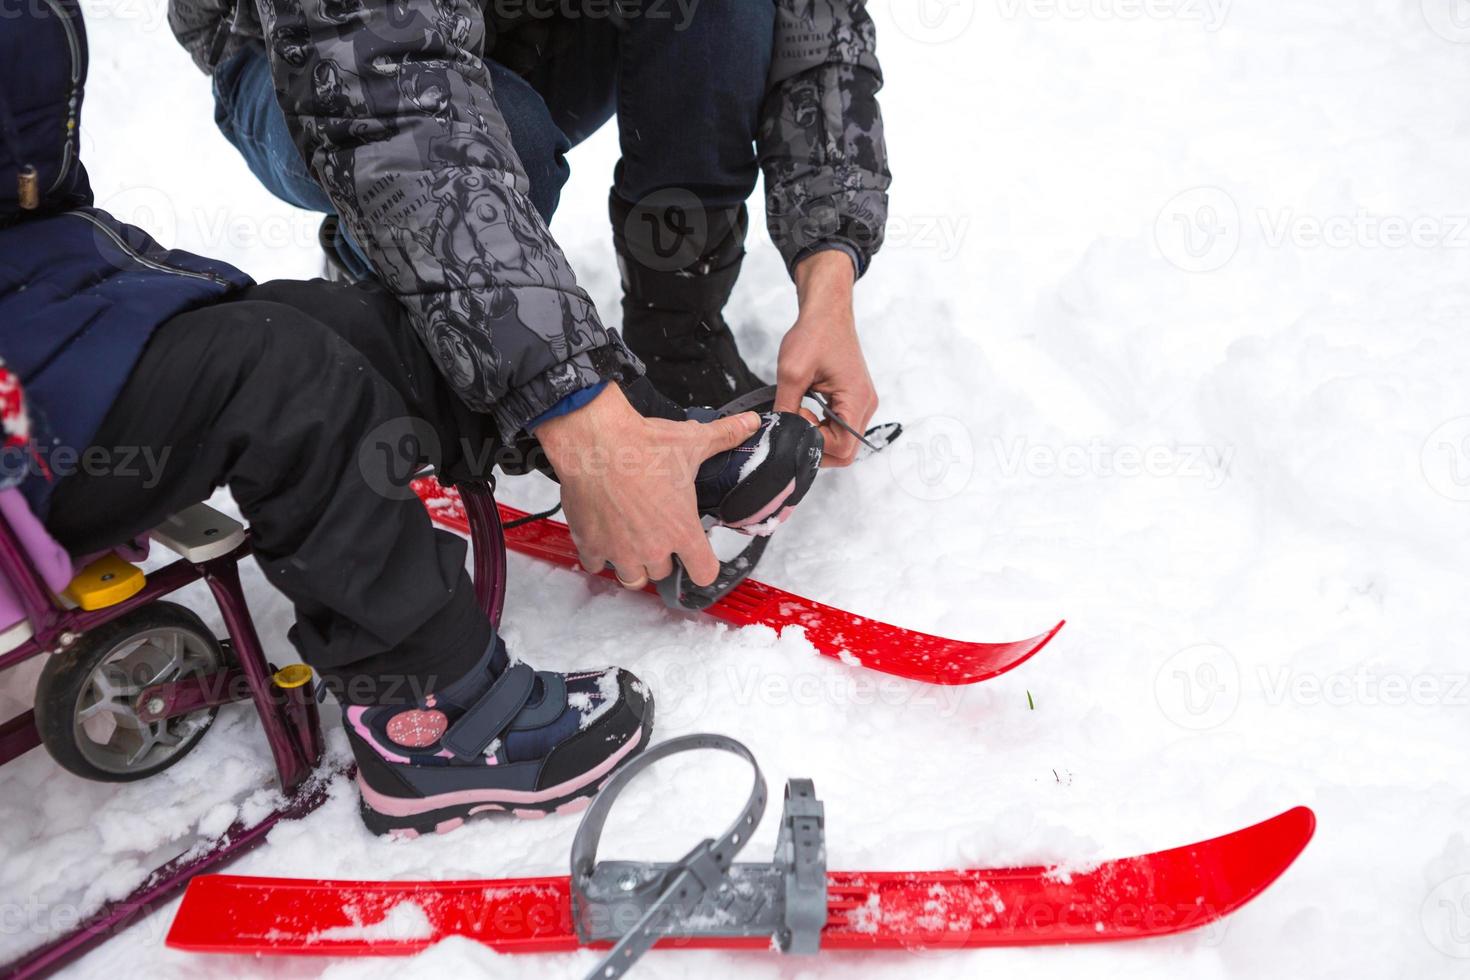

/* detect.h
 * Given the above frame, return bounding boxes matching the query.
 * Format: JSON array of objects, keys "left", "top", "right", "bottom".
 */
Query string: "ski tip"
[
  {"left": 1234, "top": 804, "right": 1316, "bottom": 859},
  {"left": 1256, "top": 804, "right": 1317, "bottom": 865},
  {"left": 1001, "top": 619, "right": 1066, "bottom": 671},
  {"left": 907, "top": 619, "right": 1067, "bottom": 687},
  {"left": 1186, "top": 804, "right": 1315, "bottom": 924}
]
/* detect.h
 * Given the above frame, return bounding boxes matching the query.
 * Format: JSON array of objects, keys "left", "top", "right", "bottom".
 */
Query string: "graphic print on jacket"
[{"left": 167, "top": 0, "right": 890, "bottom": 437}]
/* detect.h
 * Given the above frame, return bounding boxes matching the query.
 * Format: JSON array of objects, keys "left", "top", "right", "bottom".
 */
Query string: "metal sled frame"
[{"left": 0, "top": 483, "right": 509, "bottom": 978}]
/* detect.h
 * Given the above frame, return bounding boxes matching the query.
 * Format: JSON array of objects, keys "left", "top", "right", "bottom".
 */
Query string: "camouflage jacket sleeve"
[
  {"left": 254, "top": 0, "right": 639, "bottom": 440},
  {"left": 759, "top": 0, "right": 891, "bottom": 277}
]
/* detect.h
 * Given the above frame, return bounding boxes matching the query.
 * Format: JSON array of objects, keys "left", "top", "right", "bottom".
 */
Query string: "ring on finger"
[{"left": 615, "top": 569, "right": 649, "bottom": 590}]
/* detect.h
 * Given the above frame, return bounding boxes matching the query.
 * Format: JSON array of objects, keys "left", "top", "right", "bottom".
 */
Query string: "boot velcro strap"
[
  {"left": 441, "top": 662, "right": 537, "bottom": 760},
  {"left": 508, "top": 672, "right": 567, "bottom": 731}
]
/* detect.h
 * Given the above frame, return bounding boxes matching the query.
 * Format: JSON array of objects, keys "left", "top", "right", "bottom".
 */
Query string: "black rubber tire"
[{"left": 33, "top": 601, "right": 225, "bottom": 783}]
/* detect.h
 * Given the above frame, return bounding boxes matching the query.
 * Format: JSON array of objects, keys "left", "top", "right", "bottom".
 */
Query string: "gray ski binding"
[{"left": 571, "top": 733, "right": 828, "bottom": 979}]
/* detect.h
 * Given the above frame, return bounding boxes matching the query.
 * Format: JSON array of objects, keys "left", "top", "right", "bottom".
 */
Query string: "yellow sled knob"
[
  {"left": 273, "top": 664, "right": 314, "bottom": 690},
  {"left": 63, "top": 554, "right": 146, "bottom": 611}
]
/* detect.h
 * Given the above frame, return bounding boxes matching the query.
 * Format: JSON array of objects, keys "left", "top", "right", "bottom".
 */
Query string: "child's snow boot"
[
  {"left": 692, "top": 409, "right": 823, "bottom": 535},
  {"left": 344, "top": 638, "right": 653, "bottom": 837}
]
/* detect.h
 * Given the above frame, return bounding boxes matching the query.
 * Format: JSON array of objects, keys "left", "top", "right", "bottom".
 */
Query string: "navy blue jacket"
[{"left": 0, "top": 0, "right": 252, "bottom": 516}]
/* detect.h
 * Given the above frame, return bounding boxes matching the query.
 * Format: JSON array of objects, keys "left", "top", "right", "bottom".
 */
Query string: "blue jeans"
[
  {"left": 212, "top": 47, "right": 375, "bottom": 278},
  {"left": 211, "top": 2, "right": 774, "bottom": 254}
]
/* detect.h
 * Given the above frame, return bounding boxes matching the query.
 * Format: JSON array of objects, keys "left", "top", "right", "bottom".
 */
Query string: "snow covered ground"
[{"left": 3, "top": 0, "right": 1469, "bottom": 976}]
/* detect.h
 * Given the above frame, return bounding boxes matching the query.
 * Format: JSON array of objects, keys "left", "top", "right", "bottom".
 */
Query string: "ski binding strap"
[{"left": 569, "top": 734, "right": 827, "bottom": 979}]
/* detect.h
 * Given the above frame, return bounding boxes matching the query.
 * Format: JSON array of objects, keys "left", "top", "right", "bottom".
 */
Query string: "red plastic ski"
[
  {"left": 414, "top": 478, "right": 1062, "bottom": 685},
  {"left": 166, "top": 806, "right": 1314, "bottom": 957}
]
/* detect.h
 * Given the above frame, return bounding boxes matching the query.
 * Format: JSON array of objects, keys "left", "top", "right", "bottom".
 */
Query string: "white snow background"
[{"left": 2, "top": 0, "right": 1468, "bottom": 977}]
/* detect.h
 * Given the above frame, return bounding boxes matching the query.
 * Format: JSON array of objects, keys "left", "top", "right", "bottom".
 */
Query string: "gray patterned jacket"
[{"left": 168, "top": 0, "right": 891, "bottom": 439}]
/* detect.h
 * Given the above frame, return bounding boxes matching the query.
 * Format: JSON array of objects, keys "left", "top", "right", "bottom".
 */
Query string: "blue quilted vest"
[{"left": 0, "top": 0, "right": 253, "bottom": 515}]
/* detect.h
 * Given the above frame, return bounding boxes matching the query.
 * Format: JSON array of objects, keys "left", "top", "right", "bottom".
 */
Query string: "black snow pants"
[{"left": 45, "top": 279, "right": 496, "bottom": 702}]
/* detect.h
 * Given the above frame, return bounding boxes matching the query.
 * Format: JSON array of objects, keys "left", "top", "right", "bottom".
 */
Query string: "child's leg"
[
  {"left": 45, "top": 287, "right": 654, "bottom": 834},
  {"left": 230, "top": 278, "right": 498, "bottom": 482},
  {"left": 45, "top": 295, "right": 489, "bottom": 699}
]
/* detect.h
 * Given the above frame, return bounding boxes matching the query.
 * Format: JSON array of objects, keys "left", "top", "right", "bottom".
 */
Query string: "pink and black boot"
[
  {"left": 344, "top": 638, "right": 653, "bottom": 837},
  {"left": 693, "top": 409, "right": 823, "bottom": 536}
]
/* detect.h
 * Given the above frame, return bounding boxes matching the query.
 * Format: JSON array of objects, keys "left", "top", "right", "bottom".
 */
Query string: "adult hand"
[
  {"left": 535, "top": 384, "right": 759, "bottom": 588},
  {"left": 773, "top": 248, "right": 878, "bottom": 467}
]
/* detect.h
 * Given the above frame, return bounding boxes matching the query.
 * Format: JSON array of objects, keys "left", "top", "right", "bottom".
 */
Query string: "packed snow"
[{"left": 2, "top": 0, "right": 1468, "bottom": 977}]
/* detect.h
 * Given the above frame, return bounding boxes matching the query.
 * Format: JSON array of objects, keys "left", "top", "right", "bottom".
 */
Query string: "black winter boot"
[{"left": 611, "top": 192, "right": 767, "bottom": 409}]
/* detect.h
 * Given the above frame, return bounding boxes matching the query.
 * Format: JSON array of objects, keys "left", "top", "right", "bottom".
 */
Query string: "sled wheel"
[{"left": 34, "top": 601, "right": 227, "bottom": 782}]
